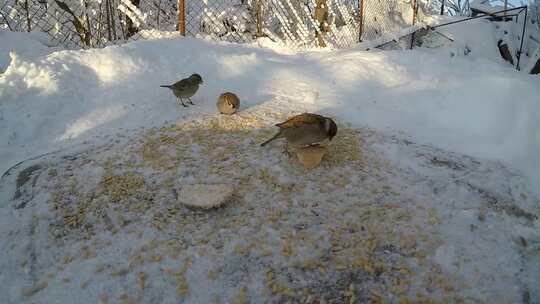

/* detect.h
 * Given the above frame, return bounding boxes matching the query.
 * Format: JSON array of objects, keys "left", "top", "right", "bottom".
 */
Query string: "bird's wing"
[
  {"left": 276, "top": 113, "right": 324, "bottom": 129},
  {"left": 225, "top": 95, "right": 239, "bottom": 108},
  {"left": 172, "top": 78, "right": 190, "bottom": 90}
]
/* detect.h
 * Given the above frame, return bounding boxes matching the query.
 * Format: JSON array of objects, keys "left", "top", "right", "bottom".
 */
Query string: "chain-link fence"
[
  {"left": 182, "top": 0, "right": 426, "bottom": 48},
  {"left": 186, "top": 0, "right": 363, "bottom": 48},
  {"left": 0, "top": 0, "right": 180, "bottom": 48},
  {"left": 1, "top": 0, "right": 425, "bottom": 49}
]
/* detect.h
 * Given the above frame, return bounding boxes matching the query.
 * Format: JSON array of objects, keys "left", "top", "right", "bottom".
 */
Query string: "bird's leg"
[
  {"left": 178, "top": 98, "right": 188, "bottom": 107},
  {"left": 187, "top": 97, "right": 194, "bottom": 105},
  {"left": 282, "top": 142, "right": 292, "bottom": 158}
]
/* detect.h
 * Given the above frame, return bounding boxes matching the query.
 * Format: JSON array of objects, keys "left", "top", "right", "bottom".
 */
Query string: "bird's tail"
[
  {"left": 160, "top": 85, "right": 171, "bottom": 88},
  {"left": 260, "top": 132, "right": 281, "bottom": 147}
]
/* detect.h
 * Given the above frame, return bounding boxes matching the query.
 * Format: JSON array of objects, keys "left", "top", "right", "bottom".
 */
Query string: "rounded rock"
[{"left": 178, "top": 184, "right": 235, "bottom": 209}]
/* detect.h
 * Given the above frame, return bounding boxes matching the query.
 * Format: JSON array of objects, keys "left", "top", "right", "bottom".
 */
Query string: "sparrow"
[
  {"left": 160, "top": 73, "right": 203, "bottom": 107},
  {"left": 260, "top": 113, "right": 338, "bottom": 148},
  {"left": 217, "top": 92, "right": 240, "bottom": 115}
]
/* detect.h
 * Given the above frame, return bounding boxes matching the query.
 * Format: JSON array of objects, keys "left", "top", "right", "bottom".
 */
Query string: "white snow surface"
[
  {"left": 1, "top": 17, "right": 539, "bottom": 193},
  {"left": 0, "top": 16, "right": 540, "bottom": 303},
  {"left": 0, "top": 30, "right": 58, "bottom": 73}
]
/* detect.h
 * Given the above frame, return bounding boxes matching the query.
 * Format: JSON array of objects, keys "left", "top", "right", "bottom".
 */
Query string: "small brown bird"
[
  {"left": 260, "top": 113, "right": 338, "bottom": 148},
  {"left": 217, "top": 92, "right": 240, "bottom": 115},
  {"left": 160, "top": 73, "right": 203, "bottom": 107}
]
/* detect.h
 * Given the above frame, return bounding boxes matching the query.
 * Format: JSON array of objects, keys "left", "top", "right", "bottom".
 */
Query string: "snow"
[
  {"left": 470, "top": 0, "right": 507, "bottom": 14},
  {"left": 117, "top": 0, "right": 148, "bottom": 28},
  {"left": 1, "top": 15, "right": 540, "bottom": 303},
  {"left": 6, "top": 17, "right": 536, "bottom": 193},
  {"left": 0, "top": 30, "right": 58, "bottom": 73}
]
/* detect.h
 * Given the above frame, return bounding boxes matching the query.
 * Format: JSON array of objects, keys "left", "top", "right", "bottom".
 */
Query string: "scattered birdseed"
[
  {"left": 137, "top": 272, "right": 147, "bottom": 290},
  {"left": 9, "top": 112, "right": 525, "bottom": 303},
  {"left": 98, "top": 293, "right": 109, "bottom": 304},
  {"left": 21, "top": 280, "right": 48, "bottom": 297}
]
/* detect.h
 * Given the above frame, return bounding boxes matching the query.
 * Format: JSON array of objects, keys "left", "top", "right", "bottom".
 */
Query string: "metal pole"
[
  {"left": 177, "top": 0, "right": 185, "bottom": 35},
  {"left": 430, "top": 6, "right": 527, "bottom": 29},
  {"left": 516, "top": 7, "right": 528, "bottom": 71},
  {"left": 504, "top": 0, "right": 508, "bottom": 19},
  {"left": 440, "top": 0, "right": 445, "bottom": 15},
  {"left": 358, "top": 0, "right": 365, "bottom": 42}
]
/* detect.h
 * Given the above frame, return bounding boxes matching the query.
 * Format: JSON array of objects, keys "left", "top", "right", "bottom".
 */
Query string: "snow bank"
[
  {"left": 0, "top": 30, "right": 57, "bottom": 73},
  {"left": 1, "top": 19, "right": 539, "bottom": 195}
]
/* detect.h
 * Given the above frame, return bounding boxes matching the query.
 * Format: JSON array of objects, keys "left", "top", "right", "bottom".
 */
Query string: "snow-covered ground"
[
  {"left": 1, "top": 18, "right": 539, "bottom": 194},
  {"left": 0, "top": 16, "right": 539, "bottom": 303}
]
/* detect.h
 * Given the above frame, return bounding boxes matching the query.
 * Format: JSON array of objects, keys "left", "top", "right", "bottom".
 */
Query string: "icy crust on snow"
[{"left": 1, "top": 112, "right": 538, "bottom": 303}]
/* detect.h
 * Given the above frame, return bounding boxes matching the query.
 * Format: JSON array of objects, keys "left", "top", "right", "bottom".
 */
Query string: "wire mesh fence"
[
  {"left": 189, "top": 0, "right": 364, "bottom": 48},
  {"left": 0, "top": 0, "right": 180, "bottom": 48},
  {"left": 363, "top": 0, "right": 416, "bottom": 41},
  {"left": 0, "top": 0, "right": 424, "bottom": 49}
]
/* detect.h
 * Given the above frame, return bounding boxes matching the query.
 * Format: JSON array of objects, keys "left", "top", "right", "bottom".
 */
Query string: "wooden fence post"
[
  {"left": 178, "top": 0, "right": 185, "bottom": 35},
  {"left": 410, "top": 0, "right": 418, "bottom": 49},
  {"left": 358, "top": 0, "right": 364, "bottom": 42},
  {"left": 412, "top": 0, "right": 418, "bottom": 25},
  {"left": 24, "top": 0, "right": 31, "bottom": 32}
]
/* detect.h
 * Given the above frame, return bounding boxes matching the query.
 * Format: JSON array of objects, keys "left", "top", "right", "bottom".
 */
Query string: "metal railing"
[{"left": 422, "top": 6, "right": 529, "bottom": 70}]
